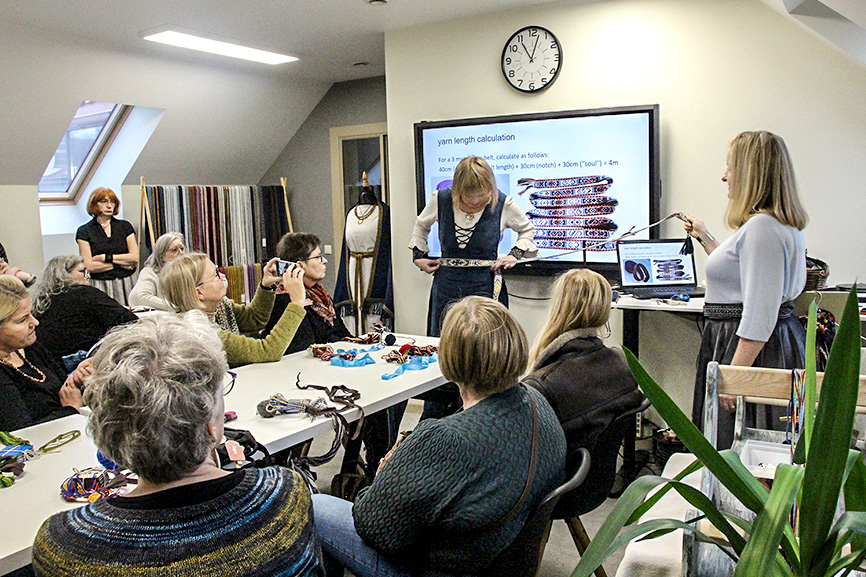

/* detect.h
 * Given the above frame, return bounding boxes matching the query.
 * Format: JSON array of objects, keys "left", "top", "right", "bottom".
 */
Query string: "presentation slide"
[
  {"left": 618, "top": 241, "right": 696, "bottom": 287},
  {"left": 418, "top": 112, "right": 651, "bottom": 263}
]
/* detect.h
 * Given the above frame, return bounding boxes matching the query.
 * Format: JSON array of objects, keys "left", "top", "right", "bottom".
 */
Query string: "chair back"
[
  {"left": 485, "top": 448, "right": 591, "bottom": 577},
  {"left": 553, "top": 397, "right": 650, "bottom": 519}
]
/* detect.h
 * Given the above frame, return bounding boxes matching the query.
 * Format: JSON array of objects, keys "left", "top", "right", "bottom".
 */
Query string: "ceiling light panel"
[{"left": 143, "top": 30, "right": 297, "bottom": 65}]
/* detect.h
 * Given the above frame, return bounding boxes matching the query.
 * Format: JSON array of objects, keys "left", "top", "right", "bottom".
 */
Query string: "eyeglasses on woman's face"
[
  {"left": 301, "top": 253, "right": 325, "bottom": 264},
  {"left": 197, "top": 269, "right": 225, "bottom": 287},
  {"left": 223, "top": 371, "right": 237, "bottom": 396}
]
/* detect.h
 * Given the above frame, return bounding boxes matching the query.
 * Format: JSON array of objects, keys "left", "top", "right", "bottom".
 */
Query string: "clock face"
[{"left": 501, "top": 26, "right": 562, "bottom": 93}]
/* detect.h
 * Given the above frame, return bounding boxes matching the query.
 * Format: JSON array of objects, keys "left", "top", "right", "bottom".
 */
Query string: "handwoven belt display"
[
  {"left": 438, "top": 258, "right": 504, "bottom": 301},
  {"left": 704, "top": 301, "right": 795, "bottom": 320},
  {"left": 530, "top": 217, "right": 618, "bottom": 229},
  {"left": 520, "top": 175, "right": 618, "bottom": 251},
  {"left": 534, "top": 239, "right": 618, "bottom": 251},
  {"left": 527, "top": 195, "right": 618, "bottom": 209},
  {"left": 528, "top": 206, "right": 616, "bottom": 218}
]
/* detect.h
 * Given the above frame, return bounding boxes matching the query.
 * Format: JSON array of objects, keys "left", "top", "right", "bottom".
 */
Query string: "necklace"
[
  {"left": 354, "top": 204, "right": 375, "bottom": 225},
  {"left": 0, "top": 351, "right": 47, "bottom": 383}
]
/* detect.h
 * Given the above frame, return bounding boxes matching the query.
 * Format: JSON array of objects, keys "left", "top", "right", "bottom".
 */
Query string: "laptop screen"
[{"left": 617, "top": 238, "right": 698, "bottom": 291}]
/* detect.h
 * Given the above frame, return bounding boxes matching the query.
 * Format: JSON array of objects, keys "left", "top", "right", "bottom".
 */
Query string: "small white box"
[{"left": 740, "top": 440, "right": 791, "bottom": 480}]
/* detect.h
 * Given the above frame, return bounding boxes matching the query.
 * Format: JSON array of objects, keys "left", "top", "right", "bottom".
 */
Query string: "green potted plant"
[{"left": 572, "top": 287, "right": 866, "bottom": 577}]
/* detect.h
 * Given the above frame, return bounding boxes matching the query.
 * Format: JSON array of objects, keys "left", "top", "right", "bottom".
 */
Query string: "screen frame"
[{"left": 413, "top": 104, "right": 661, "bottom": 278}]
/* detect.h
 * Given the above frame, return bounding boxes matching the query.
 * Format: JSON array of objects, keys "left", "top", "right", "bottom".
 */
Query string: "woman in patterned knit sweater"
[
  {"left": 312, "top": 296, "right": 566, "bottom": 577},
  {"left": 161, "top": 252, "right": 307, "bottom": 368},
  {"left": 33, "top": 313, "right": 323, "bottom": 576}
]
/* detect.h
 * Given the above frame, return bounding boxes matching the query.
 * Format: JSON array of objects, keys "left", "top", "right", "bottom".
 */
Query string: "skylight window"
[{"left": 38, "top": 101, "right": 126, "bottom": 199}]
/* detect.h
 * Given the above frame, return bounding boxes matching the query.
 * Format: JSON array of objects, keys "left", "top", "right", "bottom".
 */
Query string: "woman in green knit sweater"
[{"left": 161, "top": 252, "right": 306, "bottom": 368}]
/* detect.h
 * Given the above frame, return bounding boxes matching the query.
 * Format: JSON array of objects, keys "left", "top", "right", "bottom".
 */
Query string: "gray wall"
[{"left": 261, "top": 76, "right": 387, "bottom": 291}]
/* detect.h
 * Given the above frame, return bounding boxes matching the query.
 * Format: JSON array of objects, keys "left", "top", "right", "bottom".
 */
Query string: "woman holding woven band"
[
  {"left": 684, "top": 130, "right": 808, "bottom": 449},
  {"left": 312, "top": 296, "right": 565, "bottom": 577},
  {"left": 0, "top": 276, "right": 83, "bottom": 431},
  {"left": 75, "top": 187, "right": 139, "bottom": 306},
  {"left": 33, "top": 313, "right": 323, "bottom": 576},
  {"left": 410, "top": 156, "right": 536, "bottom": 420},
  {"left": 160, "top": 252, "right": 306, "bottom": 368}
]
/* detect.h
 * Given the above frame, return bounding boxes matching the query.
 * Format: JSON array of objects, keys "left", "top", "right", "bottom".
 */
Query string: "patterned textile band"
[
  {"left": 528, "top": 196, "right": 618, "bottom": 209},
  {"left": 527, "top": 184, "right": 612, "bottom": 199},
  {"left": 534, "top": 239, "right": 618, "bottom": 251},
  {"left": 534, "top": 228, "right": 615, "bottom": 240},
  {"left": 529, "top": 217, "right": 617, "bottom": 229},
  {"left": 438, "top": 258, "right": 504, "bottom": 301},
  {"left": 528, "top": 206, "right": 616, "bottom": 218},
  {"left": 703, "top": 301, "right": 795, "bottom": 320},
  {"left": 518, "top": 175, "right": 613, "bottom": 192}
]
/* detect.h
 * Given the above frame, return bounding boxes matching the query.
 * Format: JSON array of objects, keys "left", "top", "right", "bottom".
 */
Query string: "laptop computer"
[{"left": 617, "top": 238, "right": 704, "bottom": 299}]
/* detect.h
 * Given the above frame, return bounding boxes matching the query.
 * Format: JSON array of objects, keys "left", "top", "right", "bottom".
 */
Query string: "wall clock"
[{"left": 501, "top": 26, "right": 562, "bottom": 93}]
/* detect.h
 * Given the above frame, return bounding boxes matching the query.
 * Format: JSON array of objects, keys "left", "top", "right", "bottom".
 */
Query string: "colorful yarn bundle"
[
  {"left": 0, "top": 431, "right": 32, "bottom": 487},
  {"left": 59, "top": 467, "right": 126, "bottom": 502},
  {"left": 382, "top": 344, "right": 438, "bottom": 365},
  {"left": 256, "top": 393, "right": 332, "bottom": 421},
  {"left": 345, "top": 323, "right": 391, "bottom": 345},
  {"left": 309, "top": 344, "right": 353, "bottom": 362}
]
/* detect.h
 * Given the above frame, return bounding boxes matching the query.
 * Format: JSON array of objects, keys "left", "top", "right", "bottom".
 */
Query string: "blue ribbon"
[
  {"left": 382, "top": 353, "right": 439, "bottom": 380},
  {"left": 0, "top": 445, "right": 33, "bottom": 459},
  {"left": 329, "top": 347, "right": 380, "bottom": 368}
]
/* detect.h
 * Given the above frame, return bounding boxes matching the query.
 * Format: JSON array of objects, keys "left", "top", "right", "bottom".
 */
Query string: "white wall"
[
  {"left": 0, "top": 18, "right": 331, "bottom": 273},
  {"left": 385, "top": 0, "right": 866, "bottom": 413}
]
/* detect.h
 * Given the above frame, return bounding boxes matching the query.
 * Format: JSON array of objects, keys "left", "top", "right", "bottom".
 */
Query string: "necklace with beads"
[
  {"left": 354, "top": 204, "right": 375, "bottom": 225},
  {"left": 0, "top": 351, "right": 47, "bottom": 383}
]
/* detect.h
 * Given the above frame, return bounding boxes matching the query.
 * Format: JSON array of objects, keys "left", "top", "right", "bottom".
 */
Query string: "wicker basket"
[{"left": 805, "top": 256, "right": 829, "bottom": 291}]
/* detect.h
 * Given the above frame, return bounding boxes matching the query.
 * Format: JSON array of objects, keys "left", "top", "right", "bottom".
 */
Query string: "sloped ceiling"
[{"left": 758, "top": 0, "right": 866, "bottom": 66}]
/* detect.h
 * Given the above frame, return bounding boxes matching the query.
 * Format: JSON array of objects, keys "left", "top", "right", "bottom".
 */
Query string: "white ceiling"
[
  {"left": 5, "top": 0, "right": 864, "bottom": 85},
  {"left": 0, "top": 0, "right": 567, "bottom": 83}
]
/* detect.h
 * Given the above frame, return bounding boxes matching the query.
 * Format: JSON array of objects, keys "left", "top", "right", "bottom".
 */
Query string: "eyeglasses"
[
  {"left": 166, "top": 245, "right": 185, "bottom": 255},
  {"left": 223, "top": 371, "right": 237, "bottom": 396},
  {"left": 302, "top": 254, "right": 325, "bottom": 263},
  {"left": 197, "top": 270, "right": 225, "bottom": 287}
]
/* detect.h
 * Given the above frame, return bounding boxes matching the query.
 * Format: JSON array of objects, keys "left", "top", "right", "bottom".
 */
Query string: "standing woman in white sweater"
[
  {"left": 685, "top": 131, "right": 808, "bottom": 449},
  {"left": 129, "top": 232, "right": 185, "bottom": 311}
]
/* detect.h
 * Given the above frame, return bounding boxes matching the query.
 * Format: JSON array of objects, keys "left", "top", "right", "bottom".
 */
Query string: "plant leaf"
[
  {"left": 798, "top": 287, "right": 863, "bottom": 576},
  {"left": 626, "top": 457, "right": 704, "bottom": 525},
  {"left": 732, "top": 464, "right": 804, "bottom": 576},
  {"left": 624, "top": 348, "right": 768, "bottom": 513}
]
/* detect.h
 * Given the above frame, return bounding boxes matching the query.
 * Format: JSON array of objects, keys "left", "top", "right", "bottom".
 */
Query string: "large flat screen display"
[{"left": 414, "top": 104, "right": 660, "bottom": 276}]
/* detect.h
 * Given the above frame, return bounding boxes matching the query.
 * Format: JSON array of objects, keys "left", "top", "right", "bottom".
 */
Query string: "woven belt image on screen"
[{"left": 519, "top": 175, "right": 619, "bottom": 252}]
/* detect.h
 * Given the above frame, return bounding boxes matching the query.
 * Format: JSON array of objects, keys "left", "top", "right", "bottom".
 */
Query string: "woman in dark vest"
[{"left": 409, "top": 155, "right": 536, "bottom": 418}]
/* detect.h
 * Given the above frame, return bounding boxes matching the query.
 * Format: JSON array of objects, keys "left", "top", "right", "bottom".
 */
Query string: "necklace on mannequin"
[
  {"left": 0, "top": 351, "right": 47, "bottom": 383},
  {"left": 354, "top": 204, "right": 375, "bottom": 225}
]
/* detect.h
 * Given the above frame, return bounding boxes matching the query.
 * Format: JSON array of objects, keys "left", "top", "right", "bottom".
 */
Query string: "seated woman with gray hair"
[
  {"left": 32, "top": 313, "right": 324, "bottom": 576},
  {"left": 312, "top": 296, "right": 566, "bottom": 577},
  {"left": 31, "top": 255, "right": 137, "bottom": 369},
  {"left": 129, "top": 231, "right": 186, "bottom": 311}
]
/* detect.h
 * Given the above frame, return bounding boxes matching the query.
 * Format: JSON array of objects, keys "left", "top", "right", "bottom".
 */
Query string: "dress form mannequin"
[{"left": 336, "top": 173, "right": 393, "bottom": 334}]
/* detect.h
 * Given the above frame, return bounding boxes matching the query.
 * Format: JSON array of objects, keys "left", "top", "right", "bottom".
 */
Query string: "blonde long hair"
[
  {"left": 159, "top": 252, "right": 209, "bottom": 313},
  {"left": 529, "top": 269, "right": 611, "bottom": 367},
  {"left": 725, "top": 131, "right": 808, "bottom": 230},
  {"left": 451, "top": 156, "right": 499, "bottom": 210}
]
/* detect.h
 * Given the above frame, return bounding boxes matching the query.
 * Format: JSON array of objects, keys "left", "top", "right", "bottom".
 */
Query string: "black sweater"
[
  {"left": 262, "top": 293, "right": 352, "bottom": 355},
  {"left": 35, "top": 284, "right": 137, "bottom": 364},
  {"left": 0, "top": 342, "right": 78, "bottom": 431}
]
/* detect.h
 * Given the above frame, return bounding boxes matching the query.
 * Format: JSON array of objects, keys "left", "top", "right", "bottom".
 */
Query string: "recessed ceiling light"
[
  {"left": 368, "top": 0, "right": 387, "bottom": 5},
  {"left": 143, "top": 30, "right": 297, "bottom": 65},
  {"left": 353, "top": 61, "right": 370, "bottom": 67}
]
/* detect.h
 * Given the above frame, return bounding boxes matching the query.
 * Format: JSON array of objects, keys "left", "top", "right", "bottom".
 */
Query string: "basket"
[{"left": 804, "top": 256, "right": 829, "bottom": 291}]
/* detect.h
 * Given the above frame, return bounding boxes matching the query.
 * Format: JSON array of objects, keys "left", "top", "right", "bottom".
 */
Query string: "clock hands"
[
  {"left": 521, "top": 42, "right": 532, "bottom": 62},
  {"left": 530, "top": 35, "right": 540, "bottom": 62}
]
